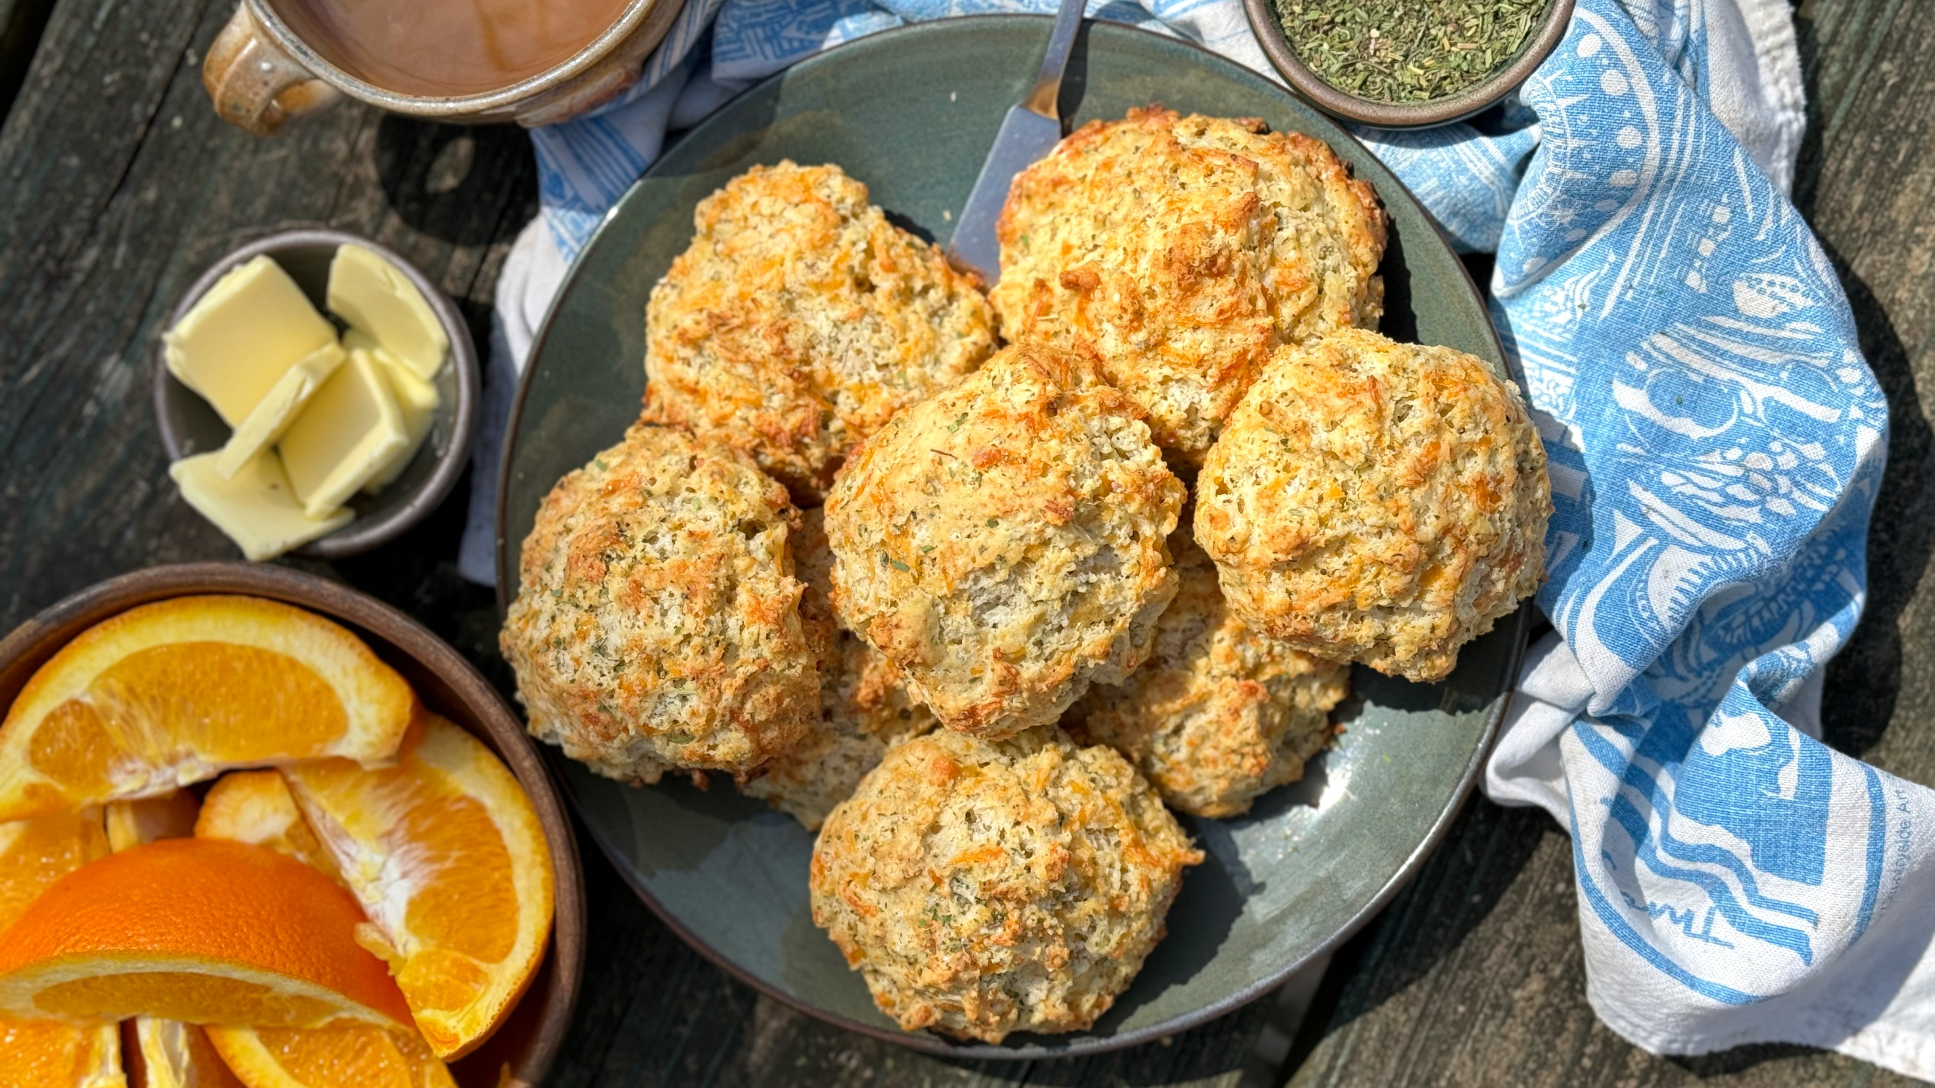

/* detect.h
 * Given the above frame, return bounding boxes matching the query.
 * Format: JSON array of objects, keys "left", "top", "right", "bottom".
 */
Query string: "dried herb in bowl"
[{"left": 1276, "top": 0, "right": 1550, "bottom": 103}]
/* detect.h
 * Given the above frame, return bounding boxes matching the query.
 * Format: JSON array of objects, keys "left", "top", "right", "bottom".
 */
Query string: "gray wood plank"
[{"left": 1280, "top": 1, "right": 1935, "bottom": 1085}]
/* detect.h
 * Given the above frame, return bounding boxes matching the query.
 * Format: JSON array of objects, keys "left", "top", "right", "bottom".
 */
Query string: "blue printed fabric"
[{"left": 517, "top": 0, "right": 1935, "bottom": 1072}]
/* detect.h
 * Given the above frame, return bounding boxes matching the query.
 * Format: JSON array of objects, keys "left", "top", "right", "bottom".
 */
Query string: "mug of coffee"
[{"left": 205, "top": 0, "right": 687, "bottom": 135}]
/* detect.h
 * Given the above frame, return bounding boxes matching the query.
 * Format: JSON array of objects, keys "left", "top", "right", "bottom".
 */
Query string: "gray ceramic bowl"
[
  {"left": 495, "top": 16, "right": 1529, "bottom": 1059},
  {"left": 155, "top": 229, "right": 478, "bottom": 558},
  {"left": 1242, "top": 0, "right": 1576, "bottom": 128}
]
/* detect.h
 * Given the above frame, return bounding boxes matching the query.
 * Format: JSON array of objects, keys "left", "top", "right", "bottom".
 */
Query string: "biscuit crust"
[
  {"left": 824, "top": 344, "right": 1185, "bottom": 739},
  {"left": 1071, "top": 526, "right": 1348, "bottom": 817},
  {"left": 501, "top": 423, "right": 820, "bottom": 782},
  {"left": 644, "top": 162, "right": 996, "bottom": 502},
  {"left": 992, "top": 108, "right": 1387, "bottom": 464},
  {"left": 742, "top": 509, "right": 936, "bottom": 829},
  {"left": 1195, "top": 329, "right": 1550, "bottom": 682},
  {"left": 809, "top": 727, "right": 1201, "bottom": 1042}
]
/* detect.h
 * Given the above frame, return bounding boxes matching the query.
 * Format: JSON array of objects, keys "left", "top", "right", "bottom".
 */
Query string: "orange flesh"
[
  {"left": 0, "top": 1016, "right": 119, "bottom": 1085},
  {"left": 30, "top": 644, "right": 346, "bottom": 792},
  {"left": 285, "top": 716, "right": 553, "bottom": 1057},
  {"left": 219, "top": 1024, "right": 453, "bottom": 1088},
  {"left": 37, "top": 972, "right": 341, "bottom": 1025}
]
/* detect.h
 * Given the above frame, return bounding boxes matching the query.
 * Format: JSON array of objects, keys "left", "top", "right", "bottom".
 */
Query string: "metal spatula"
[{"left": 945, "top": 0, "right": 1087, "bottom": 285}]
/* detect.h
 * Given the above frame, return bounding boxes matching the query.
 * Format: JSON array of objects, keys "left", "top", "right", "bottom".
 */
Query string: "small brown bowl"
[
  {"left": 155, "top": 229, "right": 480, "bottom": 559},
  {"left": 1243, "top": 0, "right": 1576, "bottom": 128},
  {"left": 0, "top": 563, "right": 582, "bottom": 1088}
]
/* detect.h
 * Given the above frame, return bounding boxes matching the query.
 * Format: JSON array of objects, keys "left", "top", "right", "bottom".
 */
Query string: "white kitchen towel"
[{"left": 458, "top": 0, "right": 1935, "bottom": 1080}]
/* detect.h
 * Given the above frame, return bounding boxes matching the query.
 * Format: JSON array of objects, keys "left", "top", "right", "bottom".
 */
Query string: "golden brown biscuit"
[
  {"left": 809, "top": 727, "right": 1201, "bottom": 1042},
  {"left": 1195, "top": 329, "right": 1550, "bottom": 682},
  {"left": 501, "top": 423, "right": 820, "bottom": 783},
  {"left": 824, "top": 344, "right": 1186, "bottom": 739},
  {"left": 644, "top": 161, "right": 996, "bottom": 503},
  {"left": 741, "top": 509, "right": 936, "bottom": 829},
  {"left": 1069, "top": 523, "right": 1348, "bottom": 817},
  {"left": 991, "top": 108, "right": 1387, "bottom": 465}
]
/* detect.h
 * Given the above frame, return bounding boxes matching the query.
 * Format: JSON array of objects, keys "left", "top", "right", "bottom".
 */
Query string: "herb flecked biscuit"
[
  {"left": 1069, "top": 523, "right": 1349, "bottom": 818},
  {"left": 1194, "top": 329, "right": 1551, "bottom": 682},
  {"left": 643, "top": 161, "right": 997, "bottom": 503},
  {"left": 741, "top": 509, "right": 936, "bottom": 830},
  {"left": 501, "top": 423, "right": 820, "bottom": 783},
  {"left": 809, "top": 727, "right": 1202, "bottom": 1042},
  {"left": 823, "top": 344, "right": 1186, "bottom": 739},
  {"left": 990, "top": 107, "right": 1387, "bottom": 465}
]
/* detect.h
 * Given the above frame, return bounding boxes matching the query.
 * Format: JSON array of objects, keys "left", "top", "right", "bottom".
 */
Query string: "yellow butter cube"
[
  {"left": 327, "top": 245, "right": 448, "bottom": 381},
  {"left": 361, "top": 349, "right": 442, "bottom": 495},
  {"left": 278, "top": 350, "right": 410, "bottom": 518},
  {"left": 214, "top": 340, "right": 346, "bottom": 479},
  {"left": 170, "top": 450, "right": 352, "bottom": 561},
  {"left": 163, "top": 255, "right": 338, "bottom": 425}
]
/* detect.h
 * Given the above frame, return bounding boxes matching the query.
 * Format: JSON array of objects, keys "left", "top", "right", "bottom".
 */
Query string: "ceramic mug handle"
[{"left": 203, "top": 3, "right": 340, "bottom": 136}]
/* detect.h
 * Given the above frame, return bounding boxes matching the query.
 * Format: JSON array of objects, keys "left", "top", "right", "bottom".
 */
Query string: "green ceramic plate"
[{"left": 497, "top": 15, "right": 1527, "bottom": 1059}]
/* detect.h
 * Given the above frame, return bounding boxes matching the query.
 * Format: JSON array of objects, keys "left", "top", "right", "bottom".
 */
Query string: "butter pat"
[
  {"left": 278, "top": 350, "right": 410, "bottom": 518},
  {"left": 164, "top": 256, "right": 338, "bottom": 425},
  {"left": 361, "top": 350, "right": 441, "bottom": 495},
  {"left": 171, "top": 451, "right": 352, "bottom": 561},
  {"left": 214, "top": 341, "right": 346, "bottom": 479},
  {"left": 327, "top": 245, "right": 448, "bottom": 381}
]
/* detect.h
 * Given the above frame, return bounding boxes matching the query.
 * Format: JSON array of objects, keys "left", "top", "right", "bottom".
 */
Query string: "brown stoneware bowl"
[
  {"left": 155, "top": 229, "right": 480, "bottom": 559},
  {"left": 0, "top": 563, "right": 581, "bottom": 1088},
  {"left": 1243, "top": 0, "right": 1576, "bottom": 128}
]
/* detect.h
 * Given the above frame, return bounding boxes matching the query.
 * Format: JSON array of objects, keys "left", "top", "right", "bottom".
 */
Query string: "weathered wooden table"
[{"left": 2, "top": 0, "right": 1929, "bottom": 1084}]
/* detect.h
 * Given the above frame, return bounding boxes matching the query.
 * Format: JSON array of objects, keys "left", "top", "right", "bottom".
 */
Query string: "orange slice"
[
  {"left": 0, "top": 811, "right": 124, "bottom": 1087},
  {"left": 124, "top": 1018, "right": 241, "bottom": 1088},
  {"left": 205, "top": 1025, "right": 455, "bottom": 1088},
  {"left": 0, "top": 838, "right": 412, "bottom": 1029},
  {"left": 105, "top": 793, "right": 240, "bottom": 1088},
  {"left": 195, "top": 773, "right": 341, "bottom": 881},
  {"left": 196, "top": 772, "right": 455, "bottom": 1088},
  {"left": 0, "top": 1016, "right": 126, "bottom": 1087},
  {"left": 0, "top": 596, "right": 417, "bottom": 821},
  {"left": 283, "top": 715, "right": 554, "bottom": 1058}
]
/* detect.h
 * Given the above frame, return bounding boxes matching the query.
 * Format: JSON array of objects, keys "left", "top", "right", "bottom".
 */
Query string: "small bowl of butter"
[{"left": 155, "top": 229, "right": 478, "bottom": 561}]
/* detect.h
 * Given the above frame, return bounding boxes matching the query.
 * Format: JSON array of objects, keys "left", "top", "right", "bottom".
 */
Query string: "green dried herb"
[{"left": 1277, "top": 0, "right": 1549, "bottom": 103}]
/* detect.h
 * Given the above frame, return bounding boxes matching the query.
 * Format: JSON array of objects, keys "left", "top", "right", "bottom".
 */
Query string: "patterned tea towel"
[{"left": 456, "top": 0, "right": 1935, "bottom": 1078}]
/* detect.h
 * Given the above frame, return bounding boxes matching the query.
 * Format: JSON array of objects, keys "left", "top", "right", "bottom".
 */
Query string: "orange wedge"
[
  {"left": 196, "top": 772, "right": 455, "bottom": 1088},
  {"left": 0, "top": 838, "right": 412, "bottom": 1029},
  {"left": 0, "top": 810, "right": 124, "bottom": 1087},
  {"left": 124, "top": 1018, "right": 240, "bottom": 1088},
  {"left": 0, "top": 596, "right": 417, "bottom": 821},
  {"left": 205, "top": 1025, "right": 455, "bottom": 1088},
  {"left": 195, "top": 773, "right": 341, "bottom": 881},
  {"left": 105, "top": 793, "right": 241, "bottom": 1088},
  {"left": 283, "top": 715, "right": 554, "bottom": 1058}
]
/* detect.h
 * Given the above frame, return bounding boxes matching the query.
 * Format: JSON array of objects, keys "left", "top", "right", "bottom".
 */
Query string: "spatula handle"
[{"left": 1022, "top": 0, "right": 1087, "bottom": 118}]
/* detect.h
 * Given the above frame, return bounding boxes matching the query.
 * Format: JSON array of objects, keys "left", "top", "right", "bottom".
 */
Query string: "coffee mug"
[{"left": 204, "top": 0, "right": 687, "bottom": 135}]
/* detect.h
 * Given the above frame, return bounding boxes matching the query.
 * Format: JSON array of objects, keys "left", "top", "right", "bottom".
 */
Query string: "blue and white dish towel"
[{"left": 456, "top": 0, "right": 1935, "bottom": 1077}]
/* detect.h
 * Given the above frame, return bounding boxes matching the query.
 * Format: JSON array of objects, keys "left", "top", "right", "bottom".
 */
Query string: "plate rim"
[{"left": 494, "top": 12, "right": 1528, "bottom": 1059}]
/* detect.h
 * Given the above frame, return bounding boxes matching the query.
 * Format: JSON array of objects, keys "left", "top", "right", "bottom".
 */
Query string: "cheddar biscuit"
[
  {"left": 1194, "top": 329, "right": 1550, "bottom": 682},
  {"left": 823, "top": 344, "right": 1185, "bottom": 739},
  {"left": 502, "top": 424, "right": 820, "bottom": 782},
  {"left": 992, "top": 108, "right": 1387, "bottom": 465},
  {"left": 809, "top": 727, "right": 1200, "bottom": 1042},
  {"left": 1070, "top": 524, "right": 1348, "bottom": 817},
  {"left": 644, "top": 162, "right": 996, "bottom": 503}
]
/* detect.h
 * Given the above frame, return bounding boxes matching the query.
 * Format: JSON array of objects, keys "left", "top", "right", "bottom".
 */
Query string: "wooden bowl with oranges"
[{"left": 0, "top": 562, "right": 583, "bottom": 1088}]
